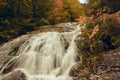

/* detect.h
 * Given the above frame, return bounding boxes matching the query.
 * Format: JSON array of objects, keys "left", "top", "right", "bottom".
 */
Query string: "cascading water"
[{"left": 0, "top": 23, "right": 82, "bottom": 80}]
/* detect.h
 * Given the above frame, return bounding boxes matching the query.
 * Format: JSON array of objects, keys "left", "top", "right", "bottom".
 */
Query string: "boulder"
[
  {"left": 2, "top": 69, "right": 27, "bottom": 80},
  {"left": 70, "top": 50, "right": 120, "bottom": 80}
]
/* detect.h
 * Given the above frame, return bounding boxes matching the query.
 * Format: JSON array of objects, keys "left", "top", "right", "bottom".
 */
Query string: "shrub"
[
  {"left": 78, "top": 15, "right": 120, "bottom": 54},
  {"left": 39, "top": 18, "right": 49, "bottom": 25}
]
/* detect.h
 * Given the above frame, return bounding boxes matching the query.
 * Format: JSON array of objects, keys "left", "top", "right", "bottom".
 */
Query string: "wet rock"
[
  {"left": 0, "top": 35, "right": 29, "bottom": 74},
  {"left": 70, "top": 62, "right": 90, "bottom": 80},
  {"left": 95, "top": 51, "right": 120, "bottom": 80},
  {"left": 0, "top": 35, "right": 29, "bottom": 55},
  {"left": 2, "top": 69, "right": 27, "bottom": 80},
  {"left": 71, "top": 50, "right": 120, "bottom": 80}
]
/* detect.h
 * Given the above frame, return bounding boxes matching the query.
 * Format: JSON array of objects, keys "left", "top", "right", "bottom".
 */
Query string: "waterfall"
[{"left": 0, "top": 23, "right": 82, "bottom": 80}]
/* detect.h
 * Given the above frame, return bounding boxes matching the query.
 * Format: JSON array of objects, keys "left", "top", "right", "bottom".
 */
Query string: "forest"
[
  {"left": 0, "top": 0, "right": 84, "bottom": 44},
  {"left": 0, "top": 0, "right": 120, "bottom": 44}
]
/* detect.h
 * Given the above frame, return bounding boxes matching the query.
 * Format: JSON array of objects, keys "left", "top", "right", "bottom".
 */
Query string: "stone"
[{"left": 2, "top": 69, "right": 27, "bottom": 80}]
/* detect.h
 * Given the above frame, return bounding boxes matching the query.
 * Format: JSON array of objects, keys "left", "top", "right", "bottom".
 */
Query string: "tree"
[
  {"left": 84, "top": 0, "right": 120, "bottom": 16},
  {"left": 48, "top": 0, "right": 84, "bottom": 24},
  {"left": 32, "top": 0, "right": 53, "bottom": 18},
  {"left": 63, "top": 0, "right": 84, "bottom": 21}
]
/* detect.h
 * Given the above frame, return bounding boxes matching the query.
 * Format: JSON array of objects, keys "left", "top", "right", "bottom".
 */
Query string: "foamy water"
[{"left": 0, "top": 24, "right": 83, "bottom": 80}]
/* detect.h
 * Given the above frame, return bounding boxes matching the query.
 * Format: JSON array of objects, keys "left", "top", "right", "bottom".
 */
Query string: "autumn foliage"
[{"left": 0, "top": 0, "right": 84, "bottom": 44}]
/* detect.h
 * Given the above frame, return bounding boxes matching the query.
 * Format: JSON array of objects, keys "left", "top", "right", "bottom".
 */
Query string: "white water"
[{"left": 0, "top": 24, "right": 82, "bottom": 80}]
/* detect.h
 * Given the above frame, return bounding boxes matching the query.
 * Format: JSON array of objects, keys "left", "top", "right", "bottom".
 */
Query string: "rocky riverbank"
[{"left": 70, "top": 50, "right": 120, "bottom": 80}]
